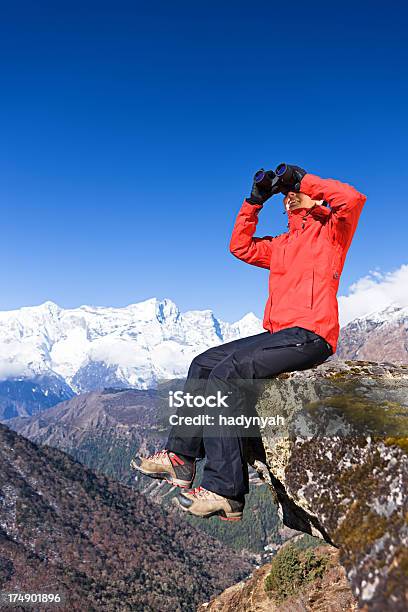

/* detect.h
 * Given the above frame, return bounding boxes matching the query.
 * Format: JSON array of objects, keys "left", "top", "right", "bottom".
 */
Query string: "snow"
[
  {"left": 0, "top": 298, "right": 263, "bottom": 392},
  {"left": 2, "top": 298, "right": 405, "bottom": 393},
  {"left": 357, "top": 303, "right": 407, "bottom": 326}
]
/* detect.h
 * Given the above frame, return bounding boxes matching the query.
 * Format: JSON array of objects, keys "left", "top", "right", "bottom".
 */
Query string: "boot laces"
[
  {"left": 189, "top": 486, "right": 212, "bottom": 498},
  {"left": 149, "top": 449, "right": 169, "bottom": 463}
]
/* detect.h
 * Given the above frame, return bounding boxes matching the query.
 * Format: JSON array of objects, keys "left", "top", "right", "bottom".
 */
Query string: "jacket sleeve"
[
  {"left": 229, "top": 200, "right": 273, "bottom": 269},
  {"left": 300, "top": 173, "right": 367, "bottom": 248}
]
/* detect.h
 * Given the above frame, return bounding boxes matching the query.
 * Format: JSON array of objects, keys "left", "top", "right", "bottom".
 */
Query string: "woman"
[{"left": 131, "top": 163, "right": 366, "bottom": 521}]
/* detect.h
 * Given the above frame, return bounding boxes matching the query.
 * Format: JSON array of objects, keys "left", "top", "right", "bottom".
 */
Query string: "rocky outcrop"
[
  {"left": 252, "top": 360, "right": 408, "bottom": 610},
  {"left": 199, "top": 543, "right": 357, "bottom": 611}
]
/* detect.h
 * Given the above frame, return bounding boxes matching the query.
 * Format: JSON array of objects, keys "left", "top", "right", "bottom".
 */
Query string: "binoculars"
[
  {"left": 255, "top": 163, "right": 294, "bottom": 193},
  {"left": 254, "top": 169, "right": 276, "bottom": 191}
]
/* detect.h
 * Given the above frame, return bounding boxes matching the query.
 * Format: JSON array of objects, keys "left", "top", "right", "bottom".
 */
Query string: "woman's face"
[{"left": 283, "top": 191, "right": 315, "bottom": 211}]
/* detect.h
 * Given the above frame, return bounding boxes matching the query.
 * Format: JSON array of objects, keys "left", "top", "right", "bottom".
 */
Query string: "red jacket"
[{"left": 230, "top": 174, "right": 366, "bottom": 353}]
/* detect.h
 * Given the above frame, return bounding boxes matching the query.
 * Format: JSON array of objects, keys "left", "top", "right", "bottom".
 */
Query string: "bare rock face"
[
  {"left": 253, "top": 360, "right": 408, "bottom": 611},
  {"left": 336, "top": 304, "right": 408, "bottom": 364}
]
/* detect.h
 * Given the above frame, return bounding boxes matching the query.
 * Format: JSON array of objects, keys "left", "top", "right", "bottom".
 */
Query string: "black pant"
[{"left": 167, "top": 326, "right": 332, "bottom": 499}]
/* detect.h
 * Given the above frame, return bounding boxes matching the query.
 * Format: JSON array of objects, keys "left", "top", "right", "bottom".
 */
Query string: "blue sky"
[{"left": 1, "top": 0, "right": 407, "bottom": 321}]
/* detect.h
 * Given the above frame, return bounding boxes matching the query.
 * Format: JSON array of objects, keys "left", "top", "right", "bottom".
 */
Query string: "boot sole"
[
  {"left": 174, "top": 497, "right": 243, "bottom": 521},
  {"left": 131, "top": 463, "right": 193, "bottom": 489}
]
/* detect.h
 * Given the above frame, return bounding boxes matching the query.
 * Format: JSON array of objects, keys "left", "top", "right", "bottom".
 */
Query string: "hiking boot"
[
  {"left": 130, "top": 449, "right": 196, "bottom": 488},
  {"left": 175, "top": 486, "right": 244, "bottom": 521}
]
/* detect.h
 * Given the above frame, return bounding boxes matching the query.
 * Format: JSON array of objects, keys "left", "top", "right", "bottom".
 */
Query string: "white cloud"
[
  {"left": 0, "top": 360, "right": 29, "bottom": 381},
  {"left": 0, "top": 341, "right": 39, "bottom": 380},
  {"left": 338, "top": 264, "right": 408, "bottom": 326},
  {"left": 89, "top": 337, "right": 148, "bottom": 368}
]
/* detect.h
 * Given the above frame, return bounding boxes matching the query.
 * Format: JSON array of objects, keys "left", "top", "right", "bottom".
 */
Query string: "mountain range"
[
  {"left": 8, "top": 388, "right": 163, "bottom": 483},
  {"left": 0, "top": 298, "right": 262, "bottom": 394},
  {"left": 0, "top": 298, "right": 407, "bottom": 420},
  {"left": 0, "top": 423, "right": 251, "bottom": 610},
  {"left": 8, "top": 388, "right": 281, "bottom": 554},
  {"left": 2, "top": 299, "right": 407, "bottom": 608}
]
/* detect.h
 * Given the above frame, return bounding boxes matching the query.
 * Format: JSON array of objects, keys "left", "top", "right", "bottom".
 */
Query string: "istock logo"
[{"left": 168, "top": 390, "right": 231, "bottom": 408}]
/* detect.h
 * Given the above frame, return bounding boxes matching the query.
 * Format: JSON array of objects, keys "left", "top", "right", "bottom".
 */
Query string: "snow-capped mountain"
[
  {"left": 336, "top": 303, "right": 408, "bottom": 363},
  {"left": 1, "top": 297, "right": 406, "bottom": 419},
  {"left": 0, "top": 298, "right": 263, "bottom": 394}
]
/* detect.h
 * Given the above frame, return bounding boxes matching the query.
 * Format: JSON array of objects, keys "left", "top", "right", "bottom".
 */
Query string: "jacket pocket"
[
  {"left": 298, "top": 268, "right": 314, "bottom": 309},
  {"left": 270, "top": 245, "right": 286, "bottom": 274},
  {"left": 262, "top": 338, "right": 323, "bottom": 350},
  {"left": 331, "top": 246, "right": 342, "bottom": 280}
]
